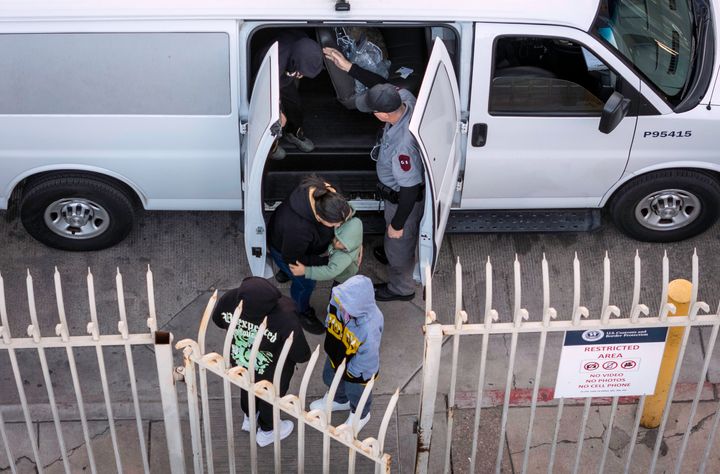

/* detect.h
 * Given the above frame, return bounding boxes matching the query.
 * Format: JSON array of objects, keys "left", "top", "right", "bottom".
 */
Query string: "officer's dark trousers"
[{"left": 383, "top": 199, "right": 424, "bottom": 296}]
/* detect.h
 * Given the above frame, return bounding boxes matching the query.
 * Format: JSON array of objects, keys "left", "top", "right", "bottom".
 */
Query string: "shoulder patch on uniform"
[{"left": 398, "top": 154, "right": 411, "bottom": 172}]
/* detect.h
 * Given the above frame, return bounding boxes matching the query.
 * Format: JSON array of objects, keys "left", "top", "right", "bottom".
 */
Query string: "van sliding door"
[
  {"left": 409, "top": 38, "right": 462, "bottom": 280},
  {"left": 243, "top": 42, "right": 281, "bottom": 277}
]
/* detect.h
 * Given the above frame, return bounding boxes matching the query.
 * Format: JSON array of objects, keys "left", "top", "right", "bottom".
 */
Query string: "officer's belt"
[{"left": 377, "top": 183, "right": 424, "bottom": 204}]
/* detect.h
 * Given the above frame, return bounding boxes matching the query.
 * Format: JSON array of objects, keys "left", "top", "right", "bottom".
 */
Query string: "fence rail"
[
  {"left": 175, "top": 290, "right": 399, "bottom": 474},
  {"left": 416, "top": 251, "right": 720, "bottom": 474},
  {"left": 0, "top": 267, "right": 181, "bottom": 474}
]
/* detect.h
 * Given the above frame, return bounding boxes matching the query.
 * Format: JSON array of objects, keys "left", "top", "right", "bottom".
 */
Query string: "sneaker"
[
  {"left": 343, "top": 411, "right": 371, "bottom": 433},
  {"left": 271, "top": 143, "right": 286, "bottom": 160},
  {"left": 256, "top": 419, "right": 294, "bottom": 447},
  {"left": 274, "top": 270, "right": 290, "bottom": 283},
  {"left": 373, "top": 246, "right": 388, "bottom": 265},
  {"left": 242, "top": 413, "right": 259, "bottom": 432},
  {"left": 374, "top": 283, "right": 414, "bottom": 302},
  {"left": 299, "top": 308, "right": 325, "bottom": 335},
  {"left": 309, "top": 392, "right": 351, "bottom": 412},
  {"left": 285, "top": 128, "right": 315, "bottom": 152}
]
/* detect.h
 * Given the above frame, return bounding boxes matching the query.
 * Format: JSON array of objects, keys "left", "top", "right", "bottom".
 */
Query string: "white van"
[{"left": 1, "top": 0, "right": 718, "bottom": 277}]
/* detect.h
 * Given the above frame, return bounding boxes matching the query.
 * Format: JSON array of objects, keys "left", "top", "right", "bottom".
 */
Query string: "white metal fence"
[
  {"left": 0, "top": 268, "right": 398, "bottom": 473},
  {"left": 415, "top": 252, "right": 720, "bottom": 473},
  {"left": 0, "top": 267, "right": 182, "bottom": 474},
  {"left": 175, "top": 290, "right": 399, "bottom": 474}
]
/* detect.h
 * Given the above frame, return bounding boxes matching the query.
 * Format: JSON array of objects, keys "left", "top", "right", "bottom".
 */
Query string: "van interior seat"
[{"left": 316, "top": 26, "right": 428, "bottom": 110}]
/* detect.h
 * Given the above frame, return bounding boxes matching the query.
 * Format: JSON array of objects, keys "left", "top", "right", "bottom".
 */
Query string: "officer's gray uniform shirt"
[{"left": 375, "top": 89, "right": 424, "bottom": 191}]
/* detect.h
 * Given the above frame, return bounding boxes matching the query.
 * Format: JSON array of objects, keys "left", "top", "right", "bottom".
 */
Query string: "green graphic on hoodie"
[{"left": 223, "top": 313, "right": 277, "bottom": 375}]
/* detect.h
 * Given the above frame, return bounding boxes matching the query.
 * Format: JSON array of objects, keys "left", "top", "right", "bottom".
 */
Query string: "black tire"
[
  {"left": 19, "top": 173, "right": 136, "bottom": 251},
  {"left": 608, "top": 169, "right": 720, "bottom": 242}
]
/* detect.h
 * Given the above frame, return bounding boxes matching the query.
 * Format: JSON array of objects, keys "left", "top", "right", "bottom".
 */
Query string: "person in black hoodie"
[
  {"left": 255, "top": 30, "right": 323, "bottom": 159},
  {"left": 267, "top": 175, "right": 352, "bottom": 334},
  {"left": 212, "top": 277, "right": 311, "bottom": 447}
]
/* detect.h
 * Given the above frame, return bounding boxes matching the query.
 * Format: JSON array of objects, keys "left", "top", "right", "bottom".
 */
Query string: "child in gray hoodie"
[
  {"left": 289, "top": 213, "right": 363, "bottom": 285},
  {"left": 309, "top": 275, "right": 384, "bottom": 431}
]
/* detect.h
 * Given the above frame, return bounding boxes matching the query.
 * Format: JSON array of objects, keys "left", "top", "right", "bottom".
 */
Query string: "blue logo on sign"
[{"left": 581, "top": 329, "right": 604, "bottom": 342}]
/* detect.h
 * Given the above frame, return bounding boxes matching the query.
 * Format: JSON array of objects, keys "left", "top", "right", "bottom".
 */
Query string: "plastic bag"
[{"left": 335, "top": 28, "right": 390, "bottom": 94}]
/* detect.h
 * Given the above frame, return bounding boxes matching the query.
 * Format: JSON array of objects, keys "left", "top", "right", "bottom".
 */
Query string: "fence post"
[
  {"left": 640, "top": 279, "right": 691, "bottom": 428},
  {"left": 415, "top": 323, "right": 443, "bottom": 474},
  {"left": 154, "top": 331, "right": 187, "bottom": 474}
]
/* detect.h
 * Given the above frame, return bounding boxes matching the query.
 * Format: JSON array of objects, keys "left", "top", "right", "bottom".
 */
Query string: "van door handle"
[{"left": 471, "top": 123, "right": 488, "bottom": 147}]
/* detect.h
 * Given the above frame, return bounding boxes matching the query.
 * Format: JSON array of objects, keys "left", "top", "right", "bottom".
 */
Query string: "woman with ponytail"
[{"left": 267, "top": 176, "right": 352, "bottom": 334}]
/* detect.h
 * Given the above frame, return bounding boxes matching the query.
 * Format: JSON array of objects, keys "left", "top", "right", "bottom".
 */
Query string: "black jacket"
[
  {"left": 211, "top": 277, "right": 311, "bottom": 384},
  {"left": 268, "top": 184, "right": 334, "bottom": 266}
]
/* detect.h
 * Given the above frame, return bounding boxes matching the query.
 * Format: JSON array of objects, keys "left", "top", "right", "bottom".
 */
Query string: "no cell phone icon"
[
  {"left": 602, "top": 361, "right": 618, "bottom": 370},
  {"left": 621, "top": 360, "right": 637, "bottom": 369}
]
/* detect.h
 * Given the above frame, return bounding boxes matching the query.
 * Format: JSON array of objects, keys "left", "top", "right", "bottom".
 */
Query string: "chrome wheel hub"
[
  {"left": 634, "top": 189, "right": 701, "bottom": 231},
  {"left": 44, "top": 198, "right": 110, "bottom": 239}
]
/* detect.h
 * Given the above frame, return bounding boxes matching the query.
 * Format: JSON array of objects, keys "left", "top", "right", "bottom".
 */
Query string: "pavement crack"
[
  {"left": 511, "top": 436, "right": 604, "bottom": 455},
  {"left": 159, "top": 279, "right": 222, "bottom": 332},
  {"left": 664, "top": 412, "right": 716, "bottom": 439},
  {"left": 41, "top": 425, "right": 112, "bottom": 470},
  {"left": 1, "top": 455, "right": 36, "bottom": 472}
]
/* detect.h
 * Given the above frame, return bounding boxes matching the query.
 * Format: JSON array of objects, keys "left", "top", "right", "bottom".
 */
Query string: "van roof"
[{"left": 0, "top": 0, "right": 601, "bottom": 31}]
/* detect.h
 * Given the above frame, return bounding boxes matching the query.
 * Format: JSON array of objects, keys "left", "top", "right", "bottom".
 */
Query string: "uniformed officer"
[
  {"left": 324, "top": 47, "right": 424, "bottom": 301},
  {"left": 358, "top": 84, "right": 424, "bottom": 301}
]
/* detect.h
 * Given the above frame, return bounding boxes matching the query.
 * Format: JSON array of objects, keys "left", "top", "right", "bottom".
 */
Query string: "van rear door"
[
  {"left": 409, "top": 38, "right": 463, "bottom": 278},
  {"left": 244, "top": 42, "right": 281, "bottom": 277}
]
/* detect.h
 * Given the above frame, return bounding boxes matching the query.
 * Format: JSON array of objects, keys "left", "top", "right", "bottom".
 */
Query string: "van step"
[{"left": 355, "top": 209, "right": 602, "bottom": 235}]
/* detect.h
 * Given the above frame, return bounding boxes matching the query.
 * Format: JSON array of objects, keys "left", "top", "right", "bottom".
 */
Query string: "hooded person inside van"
[
  {"left": 255, "top": 29, "right": 324, "bottom": 159},
  {"left": 289, "top": 209, "right": 363, "bottom": 284},
  {"left": 309, "top": 275, "right": 384, "bottom": 431}
]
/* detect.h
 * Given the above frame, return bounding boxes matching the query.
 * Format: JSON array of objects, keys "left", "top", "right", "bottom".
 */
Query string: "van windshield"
[{"left": 592, "top": 0, "right": 703, "bottom": 107}]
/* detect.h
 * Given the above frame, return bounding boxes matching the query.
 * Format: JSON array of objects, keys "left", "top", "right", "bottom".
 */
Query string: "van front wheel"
[
  {"left": 609, "top": 170, "right": 720, "bottom": 242},
  {"left": 20, "top": 174, "right": 136, "bottom": 251}
]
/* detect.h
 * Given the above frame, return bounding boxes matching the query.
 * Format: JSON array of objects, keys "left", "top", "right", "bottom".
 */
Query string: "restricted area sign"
[{"left": 554, "top": 327, "right": 668, "bottom": 398}]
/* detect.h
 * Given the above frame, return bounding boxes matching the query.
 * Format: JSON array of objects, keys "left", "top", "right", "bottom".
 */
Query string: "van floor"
[{"left": 263, "top": 71, "right": 381, "bottom": 202}]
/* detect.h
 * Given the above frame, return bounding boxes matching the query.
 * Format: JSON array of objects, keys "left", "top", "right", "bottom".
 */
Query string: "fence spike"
[
  {"left": 375, "top": 388, "right": 400, "bottom": 456},
  {"left": 571, "top": 253, "right": 589, "bottom": 325},
  {"left": 689, "top": 248, "right": 710, "bottom": 320},
  {"left": 53, "top": 268, "right": 70, "bottom": 341},
  {"left": 146, "top": 265, "right": 157, "bottom": 333},
  {"left": 25, "top": 270, "right": 41, "bottom": 343},
  {"left": 513, "top": 256, "right": 528, "bottom": 327},
  {"left": 198, "top": 290, "right": 219, "bottom": 355},
  {"left": 0, "top": 271, "right": 11, "bottom": 343},
  {"left": 222, "top": 301, "right": 243, "bottom": 364},
  {"left": 115, "top": 268, "right": 129, "bottom": 339},
  {"left": 541, "top": 254, "right": 557, "bottom": 325},
  {"left": 425, "top": 264, "right": 435, "bottom": 324},
  {"left": 630, "top": 251, "right": 650, "bottom": 322},
  {"left": 484, "top": 257, "right": 498, "bottom": 326}
]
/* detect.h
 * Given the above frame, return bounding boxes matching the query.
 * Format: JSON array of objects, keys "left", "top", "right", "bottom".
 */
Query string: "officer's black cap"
[{"left": 356, "top": 84, "right": 402, "bottom": 113}]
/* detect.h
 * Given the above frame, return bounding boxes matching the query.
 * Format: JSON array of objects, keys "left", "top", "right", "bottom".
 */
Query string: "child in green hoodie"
[{"left": 289, "top": 214, "right": 363, "bottom": 285}]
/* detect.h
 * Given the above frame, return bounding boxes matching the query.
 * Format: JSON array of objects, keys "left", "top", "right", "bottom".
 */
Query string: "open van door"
[
  {"left": 408, "top": 38, "right": 462, "bottom": 281},
  {"left": 244, "top": 43, "right": 281, "bottom": 277}
]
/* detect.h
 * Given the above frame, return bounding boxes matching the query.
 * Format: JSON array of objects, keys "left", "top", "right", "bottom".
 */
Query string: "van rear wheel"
[
  {"left": 20, "top": 174, "right": 136, "bottom": 251},
  {"left": 609, "top": 170, "right": 720, "bottom": 242}
]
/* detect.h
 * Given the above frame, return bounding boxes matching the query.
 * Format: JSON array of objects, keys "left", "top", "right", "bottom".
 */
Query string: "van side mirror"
[{"left": 599, "top": 92, "right": 631, "bottom": 134}]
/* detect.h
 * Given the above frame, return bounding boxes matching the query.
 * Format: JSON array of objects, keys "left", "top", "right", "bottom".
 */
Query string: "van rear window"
[{"left": 0, "top": 32, "right": 231, "bottom": 115}]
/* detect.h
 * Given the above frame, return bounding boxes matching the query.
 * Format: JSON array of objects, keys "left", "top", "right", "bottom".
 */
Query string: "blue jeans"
[
  {"left": 322, "top": 359, "right": 372, "bottom": 418},
  {"left": 269, "top": 246, "right": 316, "bottom": 314}
]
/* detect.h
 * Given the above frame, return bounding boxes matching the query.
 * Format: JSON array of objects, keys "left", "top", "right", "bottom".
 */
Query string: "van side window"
[
  {"left": 489, "top": 36, "right": 619, "bottom": 116},
  {"left": 0, "top": 33, "right": 231, "bottom": 115}
]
